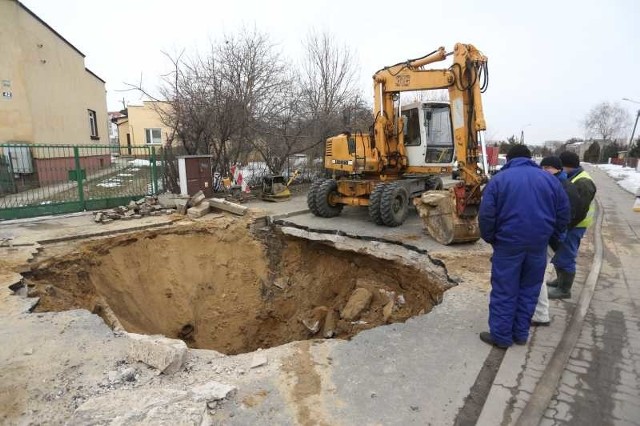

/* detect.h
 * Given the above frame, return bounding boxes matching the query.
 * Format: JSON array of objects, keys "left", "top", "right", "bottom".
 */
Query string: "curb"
[
  {"left": 267, "top": 209, "right": 310, "bottom": 223},
  {"left": 37, "top": 220, "right": 174, "bottom": 245},
  {"left": 515, "top": 197, "right": 604, "bottom": 425}
]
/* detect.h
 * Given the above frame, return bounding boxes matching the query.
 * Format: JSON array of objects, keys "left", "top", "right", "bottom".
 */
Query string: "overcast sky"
[{"left": 21, "top": 0, "right": 640, "bottom": 144}]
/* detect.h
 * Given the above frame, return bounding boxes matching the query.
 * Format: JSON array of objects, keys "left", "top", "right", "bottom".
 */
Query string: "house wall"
[
  {"left": 0, "top": 0, "right": 108, "bottom": 150},
  {"left": 117, "top": 102, "right": 172, "bottom": 148}
]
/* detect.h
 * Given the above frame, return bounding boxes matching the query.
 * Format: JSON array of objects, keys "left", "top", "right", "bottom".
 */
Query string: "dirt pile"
[{"left": 24, "top": 217, "right": 450, "bottom": 354}]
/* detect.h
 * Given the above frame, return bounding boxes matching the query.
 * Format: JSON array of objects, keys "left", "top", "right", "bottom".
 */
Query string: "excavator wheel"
[
  {"left": 413, "top": 189, "right": 481, "bottom": 245},
  {"left": 380, "top": 182, "right": 409, "bottom": 227},
  {"left": 314, "top": 179, "right": 344, "bottom": 218},
  {"left": 368, "top": 183, "right": 386, "bottom": 225},
  {"left": 307, "top": 178, "right": 325, "bottom": 216}
]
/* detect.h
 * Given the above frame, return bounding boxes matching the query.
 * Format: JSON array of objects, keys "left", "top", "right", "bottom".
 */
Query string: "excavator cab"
[{"left": 402, "top": 102, "right": 454, "bottom": 168}]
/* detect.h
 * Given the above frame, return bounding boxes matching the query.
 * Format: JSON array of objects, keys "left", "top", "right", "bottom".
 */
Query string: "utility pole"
[
  {"left": 628, "top": 109, "right": 640, "bottom": 148},
  {"left": 520, "top": 123, "right": 531, "bottom": 145},
  {"left": 622, "top": 98, "right": 640, "bottom": 159}
]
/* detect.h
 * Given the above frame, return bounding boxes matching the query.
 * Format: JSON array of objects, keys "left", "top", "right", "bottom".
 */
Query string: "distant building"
[
  {"left": 108, "top": 111, "right": 125, "bottom": 147},
  {"left": 115, "top": 101, "right": 173, "bottom": 154},
  {"left": 544, "top": 140, "right": 564, "bottom": 151},
  {"left": 0, "top": 0, "right": 108, "bottom": 145}
]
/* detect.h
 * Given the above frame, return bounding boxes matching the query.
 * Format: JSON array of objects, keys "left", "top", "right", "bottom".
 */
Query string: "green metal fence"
[{"left": 0, "top": 144, "right": 161, "bottom": 220}]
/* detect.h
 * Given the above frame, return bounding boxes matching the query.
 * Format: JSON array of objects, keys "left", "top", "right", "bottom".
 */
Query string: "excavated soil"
[{"left": 24, "top": 218, "right": 450, "bottom": 355}]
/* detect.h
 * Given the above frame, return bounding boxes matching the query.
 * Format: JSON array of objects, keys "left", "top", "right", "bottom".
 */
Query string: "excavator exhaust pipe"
[{"left": 413, "top": 189, "right": 481, "bottom": 245}]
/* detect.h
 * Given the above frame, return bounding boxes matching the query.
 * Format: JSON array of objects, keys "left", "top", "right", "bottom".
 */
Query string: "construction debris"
[
  {"left": 341, "top": 288, "right": 373, "bottom": 321},
  {"left": 187, "top": 201, "right": 211, "bottom": 218},
  {"left": 127, "top": 333, "right": 187, "bottom": 374},
  {"left": 191, "top": 381, "right": 237, "bottom": 402},
  {"left": 250, "top": 353, "right": 268, "bottom": 369},
  {"left": 93, "top": 196, "right": 174, "bottom": 223},
  {"left": 209, "top": 198, "right": 248, "bottom": 216}
]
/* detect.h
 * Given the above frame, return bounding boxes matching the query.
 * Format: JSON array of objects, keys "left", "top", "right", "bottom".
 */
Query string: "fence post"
[
  {"left": 150, "top": 146, "right": 158, "bottom": 194},
  {"left": 73, "top": 146, "right": 85, "bottom": 208}
]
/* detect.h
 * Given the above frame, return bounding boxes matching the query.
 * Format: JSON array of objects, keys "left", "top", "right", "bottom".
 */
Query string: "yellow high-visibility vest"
[{"left": 571, "top": 170, "right": 595, "bottom": 228}]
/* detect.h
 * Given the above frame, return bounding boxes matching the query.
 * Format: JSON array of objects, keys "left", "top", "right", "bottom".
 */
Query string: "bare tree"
[
  {"left": 584, "top": 101, "right": 631, "bottom": 142},
  {"left": 128, "top": 29, "right": 293, "bottom": 175},
  {"left": 300, "top": 30, "right": 361, "bottom": 142},
  {"left": 214, "top": 28, "right": 291, "bottom": 172},
  {"left": 409, "top": 90, "right": 449, "bottom": 103},
  {"left": 128, "top": 28, "right": 366, "bottom": 186}
]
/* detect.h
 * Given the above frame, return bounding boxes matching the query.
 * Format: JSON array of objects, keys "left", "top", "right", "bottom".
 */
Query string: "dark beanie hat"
[
  {"left": 506, "top": 144, "right": 532, "bottom": 161},
  {"left": 559, "top": 151, "right": 580, "bottom": 168},
  {"left": 540, "top": 156, "right": 563, "bottom": 170}
]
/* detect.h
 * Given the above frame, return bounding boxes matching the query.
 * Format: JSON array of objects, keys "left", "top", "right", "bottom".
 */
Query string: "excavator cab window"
[
  {"left": 423, "top": 105, "right": 454, "bottom": 163},
  {"left": 402, "top": 108, "right": 421, "bottom": 146}
]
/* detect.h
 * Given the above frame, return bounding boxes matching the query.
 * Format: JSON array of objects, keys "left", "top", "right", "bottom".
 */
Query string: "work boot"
[
  {"left": 479, "top": 332, "right": 509, "bottom": 349},
  {"left": 547, "top": 265, "right": 562, "bottom": 288},
  {"left": 548, "top": 271, "right": 575, "bottom": 299}
]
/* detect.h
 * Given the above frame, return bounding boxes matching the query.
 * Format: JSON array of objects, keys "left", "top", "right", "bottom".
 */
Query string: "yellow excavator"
[{"left": 307, "top": 43, "right": 490, "bottom": 244}]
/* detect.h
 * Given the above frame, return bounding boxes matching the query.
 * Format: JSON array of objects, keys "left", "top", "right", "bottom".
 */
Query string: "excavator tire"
[
  {"left": 368, "top": 183, "right": 386, "bottom": 225},
  {"left": 380, "top": 182, "right": 409, "bottom": 227},
  {"left": 307, "top": 178, "right": 325, "bottom": 216},
  {"left": 413, "top": 189, "right": 481, "bottom": 245},
  {"left": 314, "top": 179, "right": 344, "bottom": 218}
]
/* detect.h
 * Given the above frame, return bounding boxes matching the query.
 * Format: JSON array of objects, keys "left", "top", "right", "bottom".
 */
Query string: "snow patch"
[{"left": 595, "top": 164, "right": 640, "bottom": 195}]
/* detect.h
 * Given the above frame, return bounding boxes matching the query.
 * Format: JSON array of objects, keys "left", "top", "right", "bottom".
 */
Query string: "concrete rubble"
[
  {"left": 127, "top": 333, "right": 188, "bottom": 374},
  {"left": 91, "top": 189, "right": 252, "bottom": 222},
  {"left": 93, "top": 195, "right": 175, "bottom": 223}
]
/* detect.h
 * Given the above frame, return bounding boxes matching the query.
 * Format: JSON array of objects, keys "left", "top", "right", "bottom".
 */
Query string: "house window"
[
  {"left": 88, "top": 109, "right": 99, "bottom": 139},
  {"left": 145, "top": 128, "right": 162, "bottom": 144}
]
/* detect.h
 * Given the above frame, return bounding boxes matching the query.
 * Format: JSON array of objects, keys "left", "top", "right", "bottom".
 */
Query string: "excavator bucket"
[{"left": 413, "top": 189, "right": 481, "bottom": 245}]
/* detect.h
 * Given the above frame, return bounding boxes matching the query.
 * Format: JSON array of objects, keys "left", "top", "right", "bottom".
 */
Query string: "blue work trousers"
[
  {"left": 551, "top": 227, "right": 586, "bottom": 273},
  {"left": 489, "top": 245, "right": 547, "bottom": 346}
]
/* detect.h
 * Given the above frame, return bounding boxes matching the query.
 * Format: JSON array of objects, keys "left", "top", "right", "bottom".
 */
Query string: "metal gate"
[{"left": 0, "top": 144, "right": 160, "bottom": 220}]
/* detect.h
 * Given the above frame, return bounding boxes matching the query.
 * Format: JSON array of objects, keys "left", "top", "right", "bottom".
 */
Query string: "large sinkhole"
[{"left": 24, "top": 218, "right": 451, "bottom": 355}]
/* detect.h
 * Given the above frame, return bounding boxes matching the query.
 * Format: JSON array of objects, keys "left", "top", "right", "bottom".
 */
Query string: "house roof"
[
  {"left": 16, "top": 1, "right": 106, "bottom": 84},
  {"left": 16, "top": 0, "right": 86, "bottom": 58},
  {"left": 85, "top": 67, "right": 106, "bottom": 84}
]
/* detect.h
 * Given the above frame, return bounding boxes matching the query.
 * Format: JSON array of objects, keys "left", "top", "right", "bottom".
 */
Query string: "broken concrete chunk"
[
  {"left": 175, "top": 199, "right": 188, "bottom": 215},
  {"left": 127, "top": 200, "right": 137, "bottom": 210},
  {"left": 157, "top": 193, "right": 180, "bottom": 208},
  {"left": 250, "top": 354, "right": 268, "bottom": 369},
  {"left": 118, "top": 367, "right": 137, "bottom": 382},
  {"left": 302, "top": 319, "right": 320, "bottom": 334},
  {"left": 191, "top": 381, "right": 237, "bottom": 402},
  {"left": 188, "top": 190, "right": 206, "bottom": 208},
  {"left": 127, "top": 333, "right": 187, "bottom": 374},
  {"left": 396, "top": 294, "right": 406, "bottom": 306},
  {"left": 322, "top": 309, "right": 337, "bottom": 338},
  {"left": 341, "top": 288, "right": 373, "bottom": 321},
  {"left": 138, "top": 205, "right": 153, "bottom": 216},
  {"left": 302, "top": 306, "right": 328, "bottom": 334},
  {"left": 187, "top": 201, "right": 211, "bottom": 218},
  {"left": 209, "top": 198, "right": 248, "bottom": 216},
  {"left": 94, "top": 212, "right": 104, "bottom": 223},
  {"left": 382, "top": 300, "right": 394, "bottom": 323}
]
